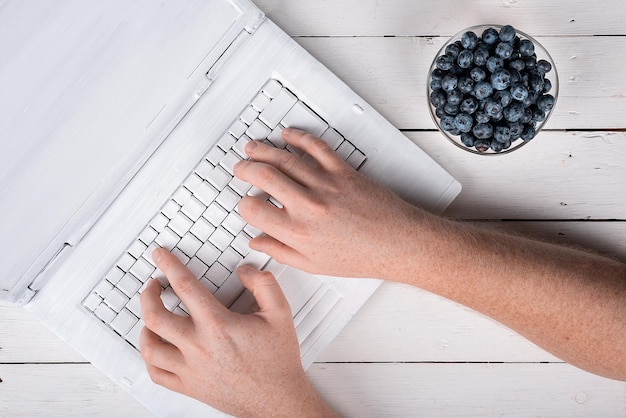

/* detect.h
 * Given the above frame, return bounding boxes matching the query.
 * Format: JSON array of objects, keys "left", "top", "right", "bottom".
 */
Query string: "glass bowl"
[{"left": 427, "top": 24, "right": 559, "bottom": 155}]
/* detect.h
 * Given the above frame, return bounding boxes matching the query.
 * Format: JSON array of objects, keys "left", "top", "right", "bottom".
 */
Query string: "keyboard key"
[
  {"left": 231, "top": 232, "right": 252, "bottom": 257},
  {"left": 209, "top": 227, "right": 234, "bottom": 252},
  {"left": 118, "top": 273, "right": 142, "bottom": 297},
  {"left": 199, "top": 277, "right": 218, "bottom": 294},
  {"left": 206, "top": 146, "right": 226, "bottom": 166},
  {"left": 336, "top": 141, "right": 356, "bottom": 160},
  {"left": 320, "top": 128, "right": 344, "bottom": 150},
  {"left": 195, "top": 160, "right": 214, "bottom": 180},
  {"left": 83, "top": 293, "right": 102, "bottom": 311},
  {"left": 143, "top": 243, "right": 161, "bottom": 266},
  {"left": 262, "top": 79, "right": 282, "bottom": 98},
  {"left": 251, "top": 92, "right": 271, "bottom": 111},
  {"left": 152, "top": 267, "right": 169, "bottom": 288},
  {"left": 216, "top": 187, "right": 239, "bottom": 212},
  {"left": 214, "top": 270, "right": 245, "bottom": 307},
  {"left": 127, "top": 240, "right": 148, "bottom": 261},
  {"left": 171, "top": 248, "right": 190, "bottom": 265},
  {"left": 196, "top": 242, "right": 221, "bottom": 266},
  {"left": 155, "top": 227, "right": 180, "bottom": 251},
  {"left": 218, "top": 247, "right": 244, "bottom": 272},
  {"left": 118, "top": 253, "right": 136, "bottom": 272},
  {"left": 232, "top": 135, "right": 251, "bottom": 159},
  {"left": 173, "top": 306, "right": 189, "bottom": 317},
  {"left": 259, "top": 88, "right": 297, "bottom": 129},
  {"left": 218, "top": 133, "right": 237, "bottom": 151},
  {"left": 207, "top": 166, "right": 232, "bottom": 190},
  {"left": 105, "top": 266, "right": 125, "bottom": 285},
  {"left": 240, "top": 106, "right": 259, "bottom": 125},
  {"left": 222, "top": 212, "right": 246, "bottom": 236},
  {"left": 243, "top": 223, "right": 263, "bottom": 239},
  {"left": 161, "top": 199, "right": 181, "bottom": 219},
  {"left": 181, "top": 196, "right": 206, "bottom": 222},
  {"left": 126, "top": 294, "right": 142, "bottom": 317},
  {"left": 130, "top": 257, "right": 155, "bottom": 282},
  {"left": 94, "top": 303, "right": 117, "bottom": 323},
  {"left": 111, "top": 309, "right": 138, "bottom": 336},
  {"left": 161, "top": 287, "right": 180, "bottom": 311},
  {"left": 138, "top": 226, "right": 158, "bottom": 246},
  {"left": 245, "top": 119, "right": 271, "bottom": 140},
  {"left": 189, "top": 217, "right": 215, "bottom": 242},
  {"left": 150, "top": 213, "right": 170, "bottom": 233},
  {"left": 219, "top": 151, "right": 242, "bottom": 176},
  {"left": 206, "top": 262, "right": 230, "bottom": 287},
  {"left": 94, "top": 280, "right": 114, "bottom": 298},
  {"left": 241, "top": 249, "right": 271, "bottom": 271},
  {"left": 192, "top": 181, "right": 219, "bottom": 206},
  {"left": 178, "top": 232, "right": 202, "bottom": 257},
  {"left": 346, "top": 149, "right": 367, "bottom": 170},
  {"left": 187, "top": 256, "right": 209, "bottom": 278},
  {"left": 229, "top": 176, "right": 251, "bottom": 196},
  {"left": 126, "top": 319, "right": 144, "bottom": 349},
  {"left": 229, "top": 120, "right": 247, "bottom": 138},
  {"left": 172, "top": 187, "right": 193, "bottom": 207},
  {"left": 247, "top": 186, "right": 269, "bottom": 201},
  {"left": 203, "top": 202, "right": 228, "bottom": 226},
  {"left": 281, "top": 101, "right": 328, "bottom": 138},
  {"left": 183, "top": 173, "right": 203, "bottom": 193},
  {"left": 267, "top": 126, "right": 287, "bottom": 148},
  {"left": 104, "top": 288, "right": 130, "bottom": 313}
]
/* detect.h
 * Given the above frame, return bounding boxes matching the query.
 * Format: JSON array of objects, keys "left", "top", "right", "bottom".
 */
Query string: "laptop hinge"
[
  {"left": 206, "top": 13, "right": 265, "bottom": 82},
  {"left": 20, "top": 243, "right": 73, "bottom": 303}
]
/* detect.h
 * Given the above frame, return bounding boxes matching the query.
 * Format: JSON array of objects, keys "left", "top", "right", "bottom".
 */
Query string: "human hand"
[
  {"left": 233, "top": 128, "right": 430, "bottom": 280},
  {"left": 140, "top": 248, "right": 335, "bottom": 418}
]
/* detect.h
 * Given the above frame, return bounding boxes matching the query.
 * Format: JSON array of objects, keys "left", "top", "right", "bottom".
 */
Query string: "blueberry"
[
  {"left": 495, "top": 42, "right": 514, "bottom": 59},
  {"left": 436, "top": 55, "right": 455, "bottom": 71},
  {"left": 436, "top": 106, "right": 446, "bottom": 119},
  {"left": 430, "top": 89, "right": 447, "bottom": 108},
  {"left": 447, "top": 89, "right": 464, "bottom": 105},
  {"left": 441, "top": 74, "right": 458, "bottom": 91},
  {"left": 473, "top": 81, "right": 493, "bottom": 100},
  {"left": 470, "top": 67, "right": 487, "bottom": 82},
  {"left": 491, "top": 69, "right": 511, "bottom": 91},
  {"left": 543, "top": 78, "right": 553, "bottom": 93},
  {"left": 528, "top": 73, "right": 544, "bottom": 94},
  {"left": 461, "top": 132, "right": 476, "bottom": 147},
  {"left": 484, "top": 98, "right": 503, "bottom": 117},
  {"left": 531, "top": 107, "right": 547, "bottom": 122},
  {"left": 431, "top": 68, "right": 447, "bottom": 81},
  {"left": 520, "top": 108, "right": 533, "bottom": 124},
  {"left": 473, "top": 47, "right": 490, "bottom": 66},
  {"left": 510, "top": 84, "right": 530, "bottom": 101},
  {"left": 520, "top": 124, "right": 536, "bottom": 141},
  {"left": 445, "top": 43, "right": 462, "bottom": 58},
  {"left": 494, "top": 90, "right": 513, "bottom": 107},
  {"left": 461, "top": 31, "right": 479, "bottom": 49},
  {"left": 474, "top": 110, "right": 490, "bottom": 124},
  {"left": 509, "top": 69, "right": 522, "bottom": 85},
  {"left": 444, "top": 102, "right": 460, "bottom": 116},
  {"left": 457, "top": 50, "right": 474, "bottom": 68},
  {"left": 523, "top": 92, "right": 539, "bottom": 108},
  {"left": 499, "top": 25, "right": 516, "bottom": 42},
  {"left": 482, "top": 27, "right": 499, "bottom": 45},
  {"left": 486, "top": 56, "right": 504, "bottom": 73},
  {"left": 494, "top": 125, "right": 512, "bottom": 143},
  {"left": 440, "top": 115, "right": 456, "bottom": 131},
  {"left": 503, "top": 101, "right": 525, "bottom": 122},
  {"left": 460, "top": 97, "right": 478, "bottom": 114},
  {"left": 524, "top": 56, "right": 537, "bottom": 70},
  {"left": 474, "top": 139, "right": 491, "bottom": 153},
  {"left": 490, "top": 139, "right": 504, "bottom": 153},
  {"left": 537, "top": 59, "right": 552, "bottom": 74},
  {"left": 458, "top": 76, "right": 475, "bottom": 94},
  {"left": 519, "top": 39, "right": 535, "bottom": 57},
  {"left": 537, "top": 94, "right": 555, "bottom": 112},
  {"left": 454, "top": 113, "right": 474, "bottom": 133},
  {"left": 508, "top": 121, "right": 524, "bottom": 139},
  {"left": 473, "top": 122, "right": 494, "bottom": 139}
]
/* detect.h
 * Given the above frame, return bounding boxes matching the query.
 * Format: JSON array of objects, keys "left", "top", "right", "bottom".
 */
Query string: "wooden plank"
[
  {"left": 0, "top": 364, "right": 152, "bottom": 418},
  {"left": 407, "top": 131, "right": 626, "bottom": 220},
  {"left": 255, "top": 0, "right": 626, "bottom": 36},
  {"left": 0, "top": 362, "right": 622, "bottom": 417},
  {"left": 292, "top": 36, "right": 626, "bottom": 130},
  {"left": 307, "top": 363, "right": 626, "bottom": 417}
]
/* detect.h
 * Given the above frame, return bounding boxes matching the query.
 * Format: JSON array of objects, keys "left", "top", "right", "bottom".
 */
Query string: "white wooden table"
[{"left": 2, "top": 1, "right": 626, "bottom": 416}]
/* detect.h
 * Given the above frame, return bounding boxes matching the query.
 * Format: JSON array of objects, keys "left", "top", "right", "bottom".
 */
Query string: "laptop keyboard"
[{"left": 82, "top": 80, "right": 367, "bottom": 350}]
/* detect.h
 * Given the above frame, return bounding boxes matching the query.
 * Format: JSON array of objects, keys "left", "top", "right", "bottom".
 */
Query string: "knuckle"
[
  {"left": 257, "top": 164, "right": 276, "bottom": 186},
  {"left": 143, "top": 310, "right": 162, "bottom": 330},
  {"left": 278, "top": 152, "right": 298, "bottom": 173}
]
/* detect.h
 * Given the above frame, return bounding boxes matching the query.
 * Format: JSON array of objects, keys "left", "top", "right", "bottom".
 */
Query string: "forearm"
[{"left": 390, "top": 211, "right": 626, "bottom": 380}]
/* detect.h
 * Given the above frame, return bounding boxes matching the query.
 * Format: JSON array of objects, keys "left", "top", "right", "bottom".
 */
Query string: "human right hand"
[{"left": 234, "top": 128, "right": 432, "bottom": 280}]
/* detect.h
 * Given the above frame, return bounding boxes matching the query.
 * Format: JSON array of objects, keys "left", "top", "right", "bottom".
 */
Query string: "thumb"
[{"left": 237, "top": 265, "right": 291, "bottom": 315}]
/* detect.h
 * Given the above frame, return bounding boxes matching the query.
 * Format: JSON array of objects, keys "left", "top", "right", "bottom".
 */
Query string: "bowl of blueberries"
[{"left": 428, "top": 24, "right": 558, "bottom": 154}]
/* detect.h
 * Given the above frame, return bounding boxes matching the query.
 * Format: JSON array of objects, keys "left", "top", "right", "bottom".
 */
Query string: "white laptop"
[{"left": 0, "top": 0, "right": 461, "bottom": 416}]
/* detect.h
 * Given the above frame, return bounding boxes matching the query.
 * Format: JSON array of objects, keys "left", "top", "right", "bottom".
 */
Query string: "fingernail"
[
  {"left": 238, "top": 264, "right": 254, "bottom": 274},
  {"left": 152, "top": 248, "right": 163, "bottom": 263},
  {"left": 245, "top": 141, "right": 258, "bottom": 153}
]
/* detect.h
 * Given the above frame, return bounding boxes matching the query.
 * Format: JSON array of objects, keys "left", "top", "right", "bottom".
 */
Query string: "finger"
[
  {"left": 248, "top": 235, "right": 309, "bottom": 270},
  {"left": 237, "top": 265, "right": 291, "bottom": 316},
  {"left": 140, "top": 326, "right": 186, "bottom": 372},
  {"left": 145, "top": 363, "right": 183, "bottom": 392},
  {"left": 237, "top": 196, "right": 289, "bottom": 236},
  {"left": 233, "top": 159, "right": 308, "bottom": 208},
  {"left": 140, "top": 278, "right": 192, "bottom": 344},
  {"left": 152, "top": 248, "right": 223, "bottom": 317},
  {"left": 282, "top": 128, "right": 346, "bottom": 171},
  {"left": 242, "top": 140, "right": 320, "bottom": 186}
]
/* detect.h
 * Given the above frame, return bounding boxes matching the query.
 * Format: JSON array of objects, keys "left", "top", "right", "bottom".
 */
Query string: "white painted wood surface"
[{"left": 2, "top": 0, "right": 625, "bottom": 417}]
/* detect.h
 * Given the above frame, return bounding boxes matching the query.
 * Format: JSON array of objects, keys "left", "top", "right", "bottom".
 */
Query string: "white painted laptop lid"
[{"left": 0, "top": 0, "right": 264, "bottom": 303}]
